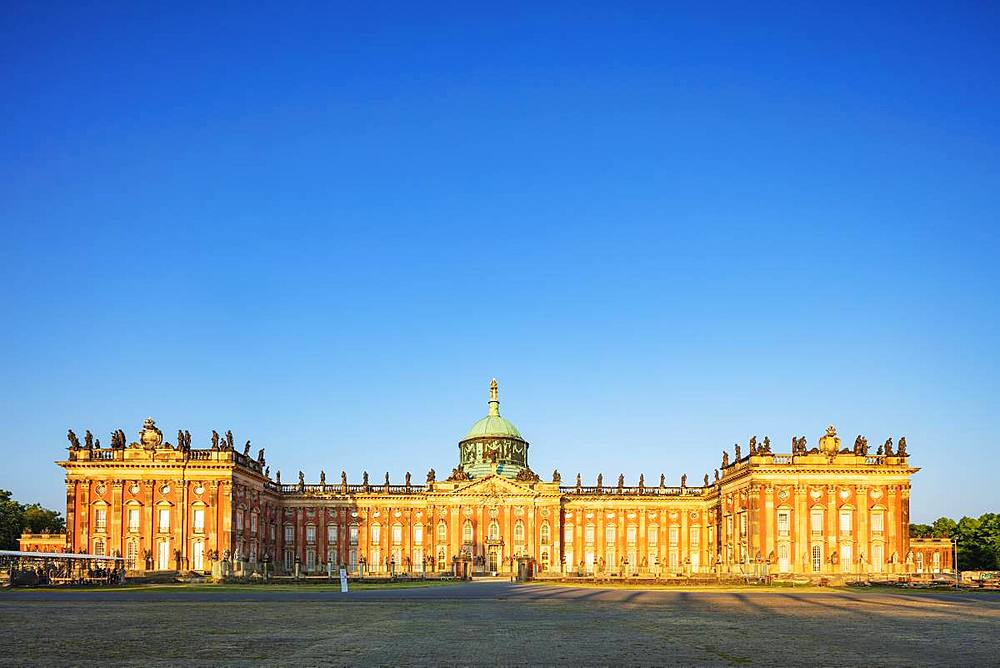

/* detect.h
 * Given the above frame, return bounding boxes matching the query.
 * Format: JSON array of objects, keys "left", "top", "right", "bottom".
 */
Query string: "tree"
[
  {"left": 909, "top": 523, "right": 932, "bottom": 538},
  {"left": 0, "top": 490, "right": 25, "bottom": 550},
  {"left": 0, "top": 490, "right": 66, "bottom": 550},
  {"left": 931, "top": 516, "right": 958, "bottom": 538}
]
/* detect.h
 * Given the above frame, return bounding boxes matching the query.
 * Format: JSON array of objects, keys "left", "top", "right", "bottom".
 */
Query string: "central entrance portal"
[{"left": 488, "top": 547, "right": 499, "bottom": 573}]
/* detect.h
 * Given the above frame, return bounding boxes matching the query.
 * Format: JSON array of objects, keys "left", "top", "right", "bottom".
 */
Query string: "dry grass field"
[{"left": 2, "top": 582, "right": 998, "bottom": 666}]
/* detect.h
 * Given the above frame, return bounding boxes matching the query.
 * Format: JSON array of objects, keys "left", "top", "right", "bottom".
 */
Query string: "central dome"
[{"left": 456, "top": 379, "right": 531, "bottom": 479}]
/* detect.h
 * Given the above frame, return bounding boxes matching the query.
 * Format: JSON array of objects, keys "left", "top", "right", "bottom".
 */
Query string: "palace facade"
[{"left": 40, "top": 380, "right": 952, "bottom": 579}]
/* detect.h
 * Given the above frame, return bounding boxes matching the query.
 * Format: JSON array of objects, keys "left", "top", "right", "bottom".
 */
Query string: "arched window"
[
  {"left": 463, "top": 520, "right": 473, "bottom": 543},
  {"left": 437, "top": 521, "right": 448, "bottom": 542},
  {"left": 514, "top": 521, "right": 525, "bottom": 543},
  {"left": 488, "top": 521, "right": 500, "bottom": 541},
  {"left": 541, "top": 522, "right": 551, "bottom": 545}
]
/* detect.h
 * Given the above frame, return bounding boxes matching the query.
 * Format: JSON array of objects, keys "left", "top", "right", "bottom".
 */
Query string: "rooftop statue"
[
  {"left": 405, "top": 471, "right": 411, "bottom": 488},
  {"left": 276, "top": 470, "right": 281, "bottom": 484},
  {"left": 243, "top": 440, "right": 251, "bottom": 457},
  {"left": 84, "top": 430, "right": 94, "bottom": 450},
  {"left": 426, "top": 468, "right": 435, "bottom": 483},
  {"left": 342, "top": 470, "right": 348, "bottom": 485},
  {"left": 659, "top": 473, "right": 665, "bottom": 489},
  {"left": 552, "top": 469, "right": 561, "bottom": 484},
  {"left": 749, "top": 435, "right": 757, "bottom": 455},
  {"left": 139, "top": 418, "right": 163, "bottom": 450},
  {"left": 576, "top": 473, "right": 582, "bottom": 489},
  {"left": 681, "top": 473, "right": 687, "bottom": 488},
  {"left": 320, "top": 470, "right": 326, "bottom": 485},
  {"left": 734, "top": 443, "right": 741, "bottom": 461},
  {"left": 596, "top": 473, "right": 603, "bottom": 489},
  {"left": 884, "top": 437, "right": 894, "bottom": 456},
  {"left": 257, "top": 448, "right": 265, "bottom": 464},
  {"left": 714, "top": 468, "right": 719, "bottom": 481},
  {"left": 617, "top": 473, "right": 625, "bottom": 489},
  {"left": 722, "top": 450, "right": 730, "bottom": 468},
  {"left": 704, "top": 473, "right": 709, "bottom": 487},
  {"left": 211, "top": 430, "right": 220, "bottom": 451},
  {"left": 898, "top": 436, "right": 908, "bottom": 457},
  {"left": 67, "top": 429, "right": 81, "bottom": 451},
  {"left": 225, "top": 430, "right": 234, "bottom": 451},
  {"left": 638, "top": 473, "right": 644, "bottom": 490},
  {"left": 761, "top": 436, "right": 771, "bottom": 453}
]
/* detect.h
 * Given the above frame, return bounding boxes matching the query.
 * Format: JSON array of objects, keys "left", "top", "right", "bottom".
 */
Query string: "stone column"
[
  {"left": 111, "top": 480, "right": 124, "bottom": 558},
  {"left": 795, "top": 486, "right": 807, "bottom": 575},
  {"left": 827, "top": 485, "right": 837, "bottom": 574},
  {"left": 763, "top": 486, "right": 774, "bottom": 563}
]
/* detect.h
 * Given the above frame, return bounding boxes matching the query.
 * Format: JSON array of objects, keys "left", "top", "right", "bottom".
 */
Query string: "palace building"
[{"left": 36, "top": 380, "right": 952, "bottom": 580}]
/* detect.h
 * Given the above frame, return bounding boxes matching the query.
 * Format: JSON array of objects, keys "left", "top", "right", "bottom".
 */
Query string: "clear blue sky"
[{"left": 1, "top": 3, "right": 997, "bottom": 522}]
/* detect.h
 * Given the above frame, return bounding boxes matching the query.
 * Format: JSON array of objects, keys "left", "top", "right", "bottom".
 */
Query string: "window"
[
  {"left": 437, "top": 521, "right": 447, "bottom": 542},
  {"left": 668, "top": 527, "right": 679, "bottom": 547},
  {"left": 158, "top": 508, "right": 170, "bottom": 532},
  {"left": 840, "top": 544, "right": 852, "bottom": 572},
  {"left": 541, "top": 523, "right": 551, "bottom": 545},
  {"left": 778, "top": 543, "right": 790, "bottom": 573},
  {"left": 810, "top": 509, "right": 824, "bottom": 533},
  {"left": 270, "top": 525, "right": 276, "bottom": 541},
  {"left": 284, "top": 525, "right": 294, "bottom": 543},
  {"left": 564, "top": 525, "right": 574, "bottom": 544},
  {"left": 872, "top": 543, "right": 884, "bottom": 572},
  {"left": 125, "top": 540, "right": 138, "bottom": 570},
  {"left": 371, "top": 524, "right": 381, "bottom": 544},
  {"left": 669, "top": 550, "right": 679, "bottom": 569},
  {"left": 284, "top": 550, "right": 294, "bottom": 570},
  {"left": 306, "top": 525, "right": 316, "bottom": 544},
  {"left": 437, "top": 547, "right": 446, "bottom": 567},
  {"left": 626, "top": 526, "right": 637, "bottom": 546},
  {"left": 488, "top": 521, "right": 499, "bottom": 541},
  {"left": 392, "top": 524, "right": 402, "bottom": 545},
  {"left": 916, "top": 552, "right": 924, "bottom": 572},
  {"left": 739, "top": 513, "right": 747, "bottom": 537},
  {"left": 464, "top": 520, "right": 474, "bottom": 544},
  {"left": 127, "top": 508, "right": 140, "bottom": 532},
  {"left": 777, "top": 510, "right": 790, "bottom": 537},
  {"left": 811, "top": 545, "right": 822, "bottom": 572},
  {"left": 689, "top": 526, "right": 700, "bottom": 548},
  {"left": 414, "top": 524, "right": 423, "bottom": 545},
  {"left": 514, "top": 521, "right": 524, "bottom": 543},
  {"left": 647, "top": 526, "right": 658, "bottom": 547},
  {"left": 236, "top": 510, "right": 244, "bottom": 532},
  {"left": 157, "top": 540, "right": 170, "bottom": 570},
  {"left": 193, "top": 542, "right": 204, "bottom": 571},
  {"left": 306, "top": 548, "right": 316, "bottom": 571},
  {"left": 94, "top": 508, "right": 107, "bottom": 532},
  {"left": 605, "top": 525, "right": 616, "bottom": 545},
  {"left": 349, "top": 524, "right": 359, "bottom": 545},
  {"left": 251, "top": 513, "right": 258, "bottom": 534},
  {"left": 94, "top": 539, "right": 105, "bottom": 556},
  {"left": 839, "top": 510, "right": 853, "bottom": 535},
  {"left": 585, "top": 525, "right": 595, "bottom": 544},
  {"left": 871, "top": 511, "right": 884, "bottom": 534},
  {"left": 932, "top": 552, "right": 941, "bottom": 572},
  {"left": 193, "top": 509, "right": 205, "bottom": 534},
  {"left": 328, "top": 525, "right": 339, "bottom": 544}
]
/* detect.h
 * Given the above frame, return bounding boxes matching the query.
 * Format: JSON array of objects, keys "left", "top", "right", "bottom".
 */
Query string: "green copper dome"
[
  {"left": 462, "top": 378, "right": 524, "bottom": 441},
  {"left": 464, "top": 414, "right": 523, "bottom": 440}
]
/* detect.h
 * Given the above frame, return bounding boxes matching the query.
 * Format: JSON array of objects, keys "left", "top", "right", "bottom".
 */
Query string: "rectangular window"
[
  {"left": 689, "top": 526, "right": 700, "bottom": 547},
  {"left": 839, "top": 510, "right": 852, "bottom": 534},
  {"left": 812, "top": 545, "right": 822, "bottom": 572},
  {"left": 669, "top": 550, "right": 679, "bottom": 569},
  {"left": 127, "top": 508, "right": 140, "bottom": 532},
  {"left": 872, "top": 543, "right": 884, "bottom": 573},
  {"left": 605, "top": 526, "right": 616, "bottom": 545},
  {"left": 647, "top": 526, "right": 658, "bottom": 547},
  {"left": 585, "top": 525, "right": 595, "bottom": 544},
  {"left": 328, "top": 525, "right": 339, "bottom": 544},
  {"left": 626, "top": 526, "right": 637, "bottom": 546},
  {"left": 94, "top": 508, "right": 107, "bottom": 532},
  {"left": 810, "top": 509, "right": 824, "bottom": 533},
  {"left": 306, "top": 526, "right": 316, "bottom": 544},
  {"left": 669, "top": 527, "right": 679, "bottom": 547},
  {"left": 284, "top": 525, "right": 294, "bottom": 543},
  {"left": 371, "top": 525, "right": 381, "bottom": 544},
  {"left": 306, "top": 548, "right": 316, "bottom": 570},
  {"left": 251, "top": 513, "right": 258, "bottom": 534},
  {"left": 94, "top": 539, "right": 105, "bottom": 556},
  {"left": 564, "top": 525, "right": 574, "bottom": 544},
  {"left": 392, "top": 524, "right": 402, "bottom": 545},
  {"left": 840, "top": 544, "right": 852, "bottom": 572},
  {"left": 193, "top": 542, "right": 204, "bottom": 571},
  {"left": 871, "top": 512, "right": 884, "bottom": 534},
  {"left": 437, "top": 522, "right": 447, "bottom": 542},
  {"left": 193, "top": 509, "right": 205, "bottom": 534},
  {"left": 349, "top": 525, "right": 359, "bottom": 545},
  {"left": 158, "top": 508, "right": 170, "bottom": 532},
  {"left": 414, "top": 524, "right": 423, "bottom": 545},
  {"left": 739, "top": 513, "right": 747, "bottom": 537},
  {"left": 777, "top": 510, "right": 790, "bottom": 537},
  {"left": 126, "top": 540, "right": 138, "bottom": 570},
  {"left": 236, "top": 510, "right": 244, "bottom": 532},
  {"left": 270, "top": 525, "right": 276, "bottom": 541}
]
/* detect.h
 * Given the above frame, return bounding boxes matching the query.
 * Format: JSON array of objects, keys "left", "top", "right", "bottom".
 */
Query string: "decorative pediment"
[{"left": 449, "top": 474, "right": 539, "bottom": 500}]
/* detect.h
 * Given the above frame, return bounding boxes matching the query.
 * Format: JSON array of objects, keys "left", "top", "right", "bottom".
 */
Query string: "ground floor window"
[
  {"left": 413, "top": 548, "right": 423, "bottom": 572},
  {"left": 840, "top": 545, "right": 852, "bottom": 573},
  {"left": 605, "top": 546, "right": 616, "bottom": 571},
  {"left": 565, "top": 549, "right": 573, "bottom": 571},
  {"left": 126, "top": 540, "right": 138, "bottom": 570},
  {"left": 370, "top": 547, "right": 382, "bottom": 572},
  {"left": 584, "top": 550, "right": 594, "bottom": 573},
  {"left": 778, "top": 543, "right": 789, "bottom": 573},
  {"left": 306, "top": 548, "right": 316, "bottom": 571},
  {"left": 284, "top": 549, "right": 294, "bottom": 571},
  {"left": 437, "top": 547, "right": 446, "bottom": 570},
  {"left": 690, "top": 551, "right": 700, "bottom": 570},
  {"left": 872, "top": 543, "right": 884, "bottom": 573},
  {"left": 811, "top": 545, "right": 822, "bottom": 572},
  {"left": 157, "top": 540, "right": 170, "bottom": 570},
  {"left": 932, "top": 552, "right": 941, "bottom": 573},
  {"left": 541, "top": 551, "right": 550, "bottom": 571},
  {"left": 193, "top": 541, "right": 204, "bottom": 571},
  {"left": 669, "top": 550, "right": 679, "bottom": 570},
  {"left": 349, "top": 548, "right": 358, "bottom": 571}
]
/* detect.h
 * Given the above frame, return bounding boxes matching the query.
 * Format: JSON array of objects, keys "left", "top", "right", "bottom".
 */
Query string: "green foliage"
[
  {"left": 911, "top": 513, "right": 1000, "bottom": 570},
  {"left": 0, "top": 489, "right": 66, "bottom": 550}
]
